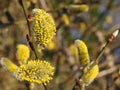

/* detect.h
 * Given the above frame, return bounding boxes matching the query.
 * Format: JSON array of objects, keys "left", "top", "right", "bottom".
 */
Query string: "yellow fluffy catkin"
[
  {"left": 14, "top": 60, "right": 54, "bottom": 85},
  {"left": 32, "top": 9, "right": 56, "bottom": 47},
  {"left": 0, "top": 57, "right": 18, "bottom": 73},
  {"left": 74, "top": 39, "right": 89, "bottom": 67},
  {"left": 16, "top": 44, "right": 30, "bottom": 64},
  {"left": 80, "top": 62, "right": 99, "bottom": 86}
]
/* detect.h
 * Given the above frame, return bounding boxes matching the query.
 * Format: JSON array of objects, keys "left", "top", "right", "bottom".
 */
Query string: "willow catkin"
[
  {"left": 32, "top": 9, "right": 56, "bottom": 47},
  {"left": 80, "top": 62, "right": 99, "bottom": 86},
  {"left": 15, "top": 60, "right": 54, "bottom": 85},
  {"left": 0, "top": 57, "right": 18, "bottom": 73},
  {"left": 16, "top": 44, "right": 30, "bottom": 64},
  {"left": 74, "top": 39, "right": 89, "bottom": 67}
]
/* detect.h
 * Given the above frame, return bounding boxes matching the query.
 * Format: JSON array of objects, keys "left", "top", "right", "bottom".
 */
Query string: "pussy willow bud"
[
  {"left": 16, "top": 44, "right": 30, "bottom": 64},
  {"left": 0, "top": 57, "right": 18, "bottom": 73},
  {"left": 80, "top": 62, "right": 99, "bottom": 86},
  {"left": 74, "top": 39, "right": 89, "bottom": 67},
  {"left": 32, "top": 9, "right": 56, "bottom": 47},
  {"left": 108, "top": 29, "right": 119, "bottom": 42}
]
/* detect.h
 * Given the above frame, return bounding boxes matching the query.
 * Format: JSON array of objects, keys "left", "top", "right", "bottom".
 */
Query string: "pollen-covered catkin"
[
  {"left": 32, "top": 9, "right": 56, "bottom": 47},
  {"left": 74, "top": 39, "right": 89, "bottom": 67},
  {"left": 14, "top": 60, "right": 54, "bottom": 85}
]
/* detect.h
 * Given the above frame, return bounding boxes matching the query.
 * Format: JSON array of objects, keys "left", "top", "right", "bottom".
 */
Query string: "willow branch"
[
  {"left": 95, "top": 41, "right": 109, "bottom": 64},
  {"left": 19, "top": 0, "right": 40, "bottom": 59},
  {"left": 96, "top": 29, "right": 119, "bottom": 64}
]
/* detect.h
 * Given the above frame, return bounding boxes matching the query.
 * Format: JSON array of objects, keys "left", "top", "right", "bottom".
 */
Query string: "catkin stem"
[{"left": 96, "top": 41, "right": 110, "bottom": 64}]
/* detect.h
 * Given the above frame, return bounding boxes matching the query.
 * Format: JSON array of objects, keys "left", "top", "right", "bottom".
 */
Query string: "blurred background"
[{"left": 0, "top": 0, "right": 120, "bottom": 90}]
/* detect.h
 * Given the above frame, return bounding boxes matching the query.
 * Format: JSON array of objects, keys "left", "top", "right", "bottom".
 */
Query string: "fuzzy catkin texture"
[
  {"left": 0, "top": 57, "right": 18, "bottom": 73},
  {"left": 16, "top": 44, "right": 30, "bottom": 63},
  {"left": 80, "top": 62, "right": 99, "bottom": 86},
  {"left": 74, "top": 39, "right": 89, "bottom": 67},
  {"left": 14, "top": 60, "right": 54, "bottom": 85},
  {"left": 32, "top": 9, "right": 56, "bottom": 47}
]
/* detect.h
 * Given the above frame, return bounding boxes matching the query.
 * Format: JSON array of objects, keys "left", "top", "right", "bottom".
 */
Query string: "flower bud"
[
  {"left": 108, "top": 29, "right": 119, "bottom": 42},
  {"left": 0, "top": 57, "right": 18, "bottom": 73},
  {"left": 16, "top": 44, "right": 30, "bottom": 64}
]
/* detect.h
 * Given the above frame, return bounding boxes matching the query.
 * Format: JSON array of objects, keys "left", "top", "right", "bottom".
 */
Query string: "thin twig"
[
  {"left": 18, "top": 0, "right": 31, "bottom": 35},
  {"left": 95, "top": 41, "right": 110, "bottom": 64},
  {"left": 19, "top": 0, "right": 40, "bottom": 59},
  {"left": 96, "top": 29, "right": 119, "bottom": 64}
]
